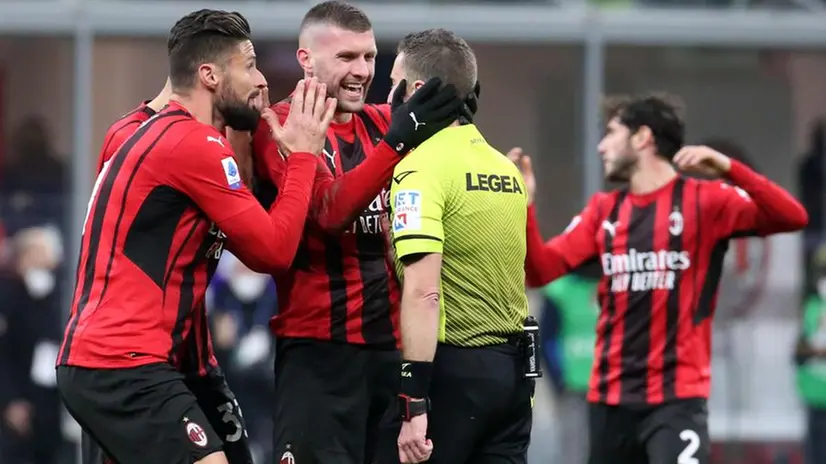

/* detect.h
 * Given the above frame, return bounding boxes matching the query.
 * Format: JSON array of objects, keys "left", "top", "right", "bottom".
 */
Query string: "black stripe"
[
  {"left": 169, "top": 219, "right": 215, "bottom": 362},
  {"left": 597, "top": 191, "right": 627, "bottom": 401},
  {"left": 123, "top": 186, "right": 192, "bottom": 288},
  {"left": 618, "top": 200, "right": 657, "bottom": 403},
  {"left": 393, "top": 234, "right": 442, "bottom": 244},
  {"left": 695, "top": 240, "right": 729, "bottom": 324},
  {"left": 662, "top": 178, "right": 685, "bottom": 401},
  {"left": 60, "top": 111, "right": 185, "bottom": 365}
]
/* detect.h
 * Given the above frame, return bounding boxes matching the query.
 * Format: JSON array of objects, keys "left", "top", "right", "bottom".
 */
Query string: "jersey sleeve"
[
  {"left": 390, "top": 156, "right": 446, "bottom": 258},
  {"left": 524, "top": 194, "right": 604, "bottom": 288},
  {"left": 168, "top": 127, "right": 317, "bottom": 274},
  {"left": 707, "top": 159, "right": 808, "bottom": 239}
]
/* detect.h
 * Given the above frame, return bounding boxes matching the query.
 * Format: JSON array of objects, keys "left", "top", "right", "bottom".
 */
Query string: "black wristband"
[{"left": 399, "top": 360, "right": 432, "bottom": 399}]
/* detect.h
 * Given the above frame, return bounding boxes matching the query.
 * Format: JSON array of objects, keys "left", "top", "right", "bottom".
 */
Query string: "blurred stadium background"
[{"left": 0, "top": 0, "right": 825, "bottom": 463}]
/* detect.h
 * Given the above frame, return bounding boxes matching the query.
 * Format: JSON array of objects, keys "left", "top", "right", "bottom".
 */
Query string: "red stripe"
[
  {"left": 646, "top": 187, "right": 674, "bottom": 404},
  {"left": 606, "top": 199, "right": 634, "bottom": 404}
]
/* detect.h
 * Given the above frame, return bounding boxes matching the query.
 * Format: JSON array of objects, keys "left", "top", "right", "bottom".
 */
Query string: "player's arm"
[
  {"left": 252, "top": 78, "right": 464, "bottom": 235},
  {"left": 525, "top": 195, "right": 603, "bottom": 288},
  {"left": 673, "top": 145, "right": 808, "bottom": 238},
  {"left": 390, "top": 162, "right": 445, "bottom": 404},
  {"left": 170, "top": 128, "right": 316, "bottom": 275}
]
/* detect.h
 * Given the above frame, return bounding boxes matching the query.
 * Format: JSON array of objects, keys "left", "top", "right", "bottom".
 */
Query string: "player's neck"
[
  {"left": 333, "top": 111, "right": 353, "bottom": 124},
  {"left": 146, "top": 78, "right": 172, "bottom": 113},
  {"left": 628, "top": 159, "right": 678, "bottom": 195},
  {"left": 169, "top": 91, "right": 218, "bottom": 129}
]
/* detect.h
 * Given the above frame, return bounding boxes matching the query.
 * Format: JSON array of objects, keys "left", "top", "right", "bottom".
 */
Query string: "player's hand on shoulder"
[
  {"left": 673, "top": 145, "right": 732, "bottom": 178},
  {"left": 264, "top": 77, "right": 336, "bottom": 157},
  {"left": 384, "top": 77, "right": 464, "bottom": 156},
  {"left": 506, "top": 147, "right": 536, "bottom": 205}
]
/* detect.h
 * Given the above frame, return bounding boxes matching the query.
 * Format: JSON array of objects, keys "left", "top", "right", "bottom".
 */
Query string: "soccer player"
[
  {"left": 56, "top": 9, "right": 336, "bottom": 464},
  {"left": 519, "top": 95, "right": 808, "bottom": 464},
  {"left": 388, "top": 29, "right": 534, "bottom": 464},
  {"left": 230, "top": 2, "right": 468, "bottom": 462},
  {"left": 81, "top": 79, "right": 266, "bottom": 464}
]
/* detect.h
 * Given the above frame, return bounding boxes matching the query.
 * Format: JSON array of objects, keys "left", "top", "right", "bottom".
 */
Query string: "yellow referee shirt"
[{"left": 389, "top": 124, "right": 529, "bottom": 347}]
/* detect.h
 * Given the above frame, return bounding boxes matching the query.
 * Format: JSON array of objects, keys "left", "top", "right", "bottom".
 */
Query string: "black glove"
[
  {"left": 384, "top": 77, "right": 464, "bottom": 156},
  {"left": 460, "top": 81, "right": 481, "bottom": 123},
  {"left": 187, "top": 375, "right": 253, "bottom": 464}
]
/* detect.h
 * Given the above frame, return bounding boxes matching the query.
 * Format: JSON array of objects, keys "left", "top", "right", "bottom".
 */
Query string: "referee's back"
[{"left": 391, "top": 124, "right": 529, "bottom": 347}]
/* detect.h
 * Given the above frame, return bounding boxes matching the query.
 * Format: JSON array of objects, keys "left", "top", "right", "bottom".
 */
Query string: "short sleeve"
[
  {"left": 168, "top": 129, "right": 258, "bottom": 225},
  {"left": 390, "top": 158, "right": 445, "bottom": 258}
]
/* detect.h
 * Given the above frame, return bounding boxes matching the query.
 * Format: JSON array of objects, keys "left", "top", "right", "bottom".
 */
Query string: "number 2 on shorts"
[{"left": 677, "top": 429, "right": 700, "bottom": 464}]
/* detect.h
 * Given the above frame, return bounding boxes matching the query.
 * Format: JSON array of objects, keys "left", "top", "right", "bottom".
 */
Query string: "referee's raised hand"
[{"left": 265, "top": 77, "right": 337, "bottom": 157}]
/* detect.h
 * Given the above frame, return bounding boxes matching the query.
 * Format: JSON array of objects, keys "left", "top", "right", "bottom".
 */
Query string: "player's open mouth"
[{"left": 342, "top": 83, "right": 363, "bottom": 99}]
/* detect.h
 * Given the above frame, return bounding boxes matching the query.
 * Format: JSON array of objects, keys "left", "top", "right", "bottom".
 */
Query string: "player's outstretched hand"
[
  {"left": 506, "top": 147, "right": 536, "bottom": 205},
  {"left": 265, "top": 77, "right": 337, "bottom": 157},
  {"left": 673, "top": 145, "right": 732, "bottom": 178},
  {"left": 384, "top": 77, "right": 464, "bottom": 156}
]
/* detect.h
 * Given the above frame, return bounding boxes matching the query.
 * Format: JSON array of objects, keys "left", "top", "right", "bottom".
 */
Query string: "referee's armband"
[{"left": 399, "top": 360, "right": 432, "bottom": 399}]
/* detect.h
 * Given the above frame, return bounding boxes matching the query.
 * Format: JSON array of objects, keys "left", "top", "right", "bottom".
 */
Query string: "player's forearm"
[
  {"left": 400, "top": 291, "right": 440, "bottom": 363},
  {"left": 313, "top": 141, "right": 401, "bottom": 233},
  {"left": 726, "top": 159, "right": 809, "bottom": 233},
  {"left": 524, "top": 205, "right": 570, "bottom": 288},
  {"left": 223, "top": 153, "right": 316, "bottom": 274}
]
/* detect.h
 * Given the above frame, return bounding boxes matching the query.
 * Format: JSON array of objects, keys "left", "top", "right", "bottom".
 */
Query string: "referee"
[{"left": 388, "top": 29, "right": 534, "bottom": 464}]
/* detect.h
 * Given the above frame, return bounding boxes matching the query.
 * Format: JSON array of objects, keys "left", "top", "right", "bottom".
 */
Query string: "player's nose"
[{"left": 350, "top": 57, "right": 370, "bottom": 79}]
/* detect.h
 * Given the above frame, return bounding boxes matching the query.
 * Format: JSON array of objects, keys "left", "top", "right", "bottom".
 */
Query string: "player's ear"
[
  {"left": 296, "top": 48, "right": 313, "bottom": 75},
  {"left": 410, "top": 79, "right": 426, "bottom": 96},
  {"left": 633, "top": 125, "right": 653, "bottom": 150},
  {"left": 198, "top": 63, "right": 220, "bottom": 91}
]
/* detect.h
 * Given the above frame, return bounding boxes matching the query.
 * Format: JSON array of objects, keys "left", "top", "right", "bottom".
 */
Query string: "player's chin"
[{"left": 337, "top": 99, "right": 365, "bottom": 114}]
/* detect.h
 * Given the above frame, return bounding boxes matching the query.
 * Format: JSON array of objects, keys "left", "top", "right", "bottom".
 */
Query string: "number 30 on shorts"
[
  {"left": 678, "top": 429, "right": 701, "bottom": 464},
  {"left": 217, "top": 401, "right": 247, "bottom": 442}
]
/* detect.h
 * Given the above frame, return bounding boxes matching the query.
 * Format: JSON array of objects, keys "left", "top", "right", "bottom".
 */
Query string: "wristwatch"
[{"left": 397, "top": 395, "right": 429, "bottom": 421}]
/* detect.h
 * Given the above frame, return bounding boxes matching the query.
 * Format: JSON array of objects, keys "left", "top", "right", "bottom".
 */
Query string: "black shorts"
[
  {"left": 426, "top": 343, "right": 534, "bottom": 464},
  {"left": 57, "top": 363, "right": 224, "bottom": 464},
  {"left": 272, "top": 338, "right": 401, "bottom": 464},
  {"left": 588, "top": 398, "right": 710, "bottom": 464}
]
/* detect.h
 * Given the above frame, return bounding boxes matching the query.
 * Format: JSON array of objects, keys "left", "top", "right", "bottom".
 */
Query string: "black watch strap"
[{"left": 398, "top": 395, "right": 429, "bottom": 421}]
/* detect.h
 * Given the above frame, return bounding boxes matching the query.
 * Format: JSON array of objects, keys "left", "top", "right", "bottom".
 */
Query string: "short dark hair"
[
  {"left": 299, "top": 1, "right": 372, "bottom": 33},
  {"left": 603, "top": 94, "right": 685, "bottom": 160},
  {"left": 167, "top": 9, "right": 252, "bottom": 90},
  {"left": 397, "top": 29, "right": 477, "bottom": 99}
]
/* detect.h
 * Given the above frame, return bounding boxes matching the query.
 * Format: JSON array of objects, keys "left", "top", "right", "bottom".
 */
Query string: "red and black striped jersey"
[
  {"left": 58, "top": 101, "right": 317, "bottom": 369},
  {"left": 96, "top": 101, "right": 155, "bottom": 173},
  {"left": 252, "top": 102, "right": 402, "bottom": 347},
  {"left": 526, "top": 160, "right": 808, "bottom": 405}
]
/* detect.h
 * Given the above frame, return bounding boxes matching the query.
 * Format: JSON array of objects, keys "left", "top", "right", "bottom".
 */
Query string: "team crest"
[
  {"left": 184, "top": 418, "right": 208, "bottom": 447},
  {"left": 668, "top": 209, "right": 684, "bottom": 236}
]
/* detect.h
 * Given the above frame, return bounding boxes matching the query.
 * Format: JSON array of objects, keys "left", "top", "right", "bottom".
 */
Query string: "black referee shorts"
[
  {"left": 272, "top": 338, "right": 401, "bottom": 464},
  {"left": 588, "top": 398, "right": 710, "bottom": 464},
  {"left": 57, "top": 363, "right": 224, "bottom": 464},
  {"left": 426, "top": 342, "right": 534, "bottom": 464}
]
